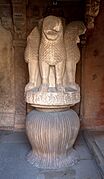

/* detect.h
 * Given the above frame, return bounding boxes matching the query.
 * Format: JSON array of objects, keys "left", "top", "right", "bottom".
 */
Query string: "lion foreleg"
[
  {"left": 39, "top": 61, "right": 50, "bottom": 92},
  {"left": 25, "top": 60, "right": 40, "bottom": 91},
  {"left": 55, "top": 60, "right": 65, "bottom": 91}
]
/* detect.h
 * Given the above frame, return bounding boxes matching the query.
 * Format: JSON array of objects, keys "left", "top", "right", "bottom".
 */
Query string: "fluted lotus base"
[
  {"left": 27, "top": 149, "right": 79, "bottom": 169},
  {"left": 26, "top": 109, "right": 80, "bottom": 169}
]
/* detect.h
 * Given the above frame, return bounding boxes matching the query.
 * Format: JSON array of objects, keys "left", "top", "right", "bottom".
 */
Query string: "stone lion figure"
[
  {"left": 39, "top": 16, "right": 66, "bottom": 92},
  {"left": 63, "top": 21, "right": 86, "bottom": 89},
  {"left": 25, "top": 26, "right": 41, "bottom": 91},
  {"left": 25, "top": 16, "right": 86, "bottom": 92}
]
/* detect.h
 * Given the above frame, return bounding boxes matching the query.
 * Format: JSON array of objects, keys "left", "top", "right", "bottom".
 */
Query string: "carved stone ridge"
[
  {"left": 85, "top": 0, "right": 101, "bottom": 29},
  {"left": 25, "top": 88, "right": 80, "bottom": 108}
]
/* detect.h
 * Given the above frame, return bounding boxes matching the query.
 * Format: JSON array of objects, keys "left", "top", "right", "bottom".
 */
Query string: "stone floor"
[
  {"left": 0, "top": 131, "right": 102, "bottom": 179},
  {"left": 84, "top": 130, "right": 104, "bottom": 178}
]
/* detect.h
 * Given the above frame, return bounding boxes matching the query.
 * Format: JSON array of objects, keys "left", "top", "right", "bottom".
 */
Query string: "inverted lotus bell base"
[{"left": 26, "top": 109, "right": 80, "bottom": 169}]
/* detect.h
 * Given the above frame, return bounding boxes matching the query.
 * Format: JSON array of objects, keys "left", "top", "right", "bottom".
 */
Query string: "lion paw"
[
  {"left": 25, "top": 82, "right": 35, "bottom": 92},
  {"left": 68, "top": 83, "right": 80, "bottom": 91},
  {"left": 39, "top": 84, "right": 49, "bottom": 92},
  {"left": 56, "top": 84, "right": 65, "bottom": 92}
]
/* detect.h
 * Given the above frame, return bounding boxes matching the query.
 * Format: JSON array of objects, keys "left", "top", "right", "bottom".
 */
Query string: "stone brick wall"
[
  {"left": 0, "top": 0, "right": 27, "bottom": 130},
  {"left": 81, "top": 0, "right": 104, "bottom": 129},
  {"left": 0, "top": 0, "right": 15, "bottom": 129}
]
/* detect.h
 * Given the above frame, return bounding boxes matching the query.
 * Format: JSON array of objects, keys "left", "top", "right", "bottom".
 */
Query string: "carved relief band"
[{"left": 25, "top": 16, "right": 86, "bottom": 169}]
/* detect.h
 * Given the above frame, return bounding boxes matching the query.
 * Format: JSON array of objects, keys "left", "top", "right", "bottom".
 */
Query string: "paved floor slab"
[
  {"left": 0, "top": 131, "right": 102, "bottom": 179},
  {"left": 84, "top": 130, "right": 104, "bottom": 178}
]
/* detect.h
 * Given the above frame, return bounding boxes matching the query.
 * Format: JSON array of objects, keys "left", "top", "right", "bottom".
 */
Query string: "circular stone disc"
[{"left": 25, "top": 88, "right": 80, "bottom": 108}]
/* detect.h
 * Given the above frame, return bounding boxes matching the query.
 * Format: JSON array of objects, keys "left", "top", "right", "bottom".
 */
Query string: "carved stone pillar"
[
  {"left": 25, "top": 16, "right": 86, "bottom": 169},
  {"left": 85, "top": 0, "right": 101, "bottom": 29},
  {"left": 12, "top": 0, "right": 27, "bottom": 129}
]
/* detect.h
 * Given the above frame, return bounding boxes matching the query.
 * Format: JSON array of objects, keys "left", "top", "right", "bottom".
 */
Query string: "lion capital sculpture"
[{"left": 25, "top": 15, "right": 86, "bottom": 92}]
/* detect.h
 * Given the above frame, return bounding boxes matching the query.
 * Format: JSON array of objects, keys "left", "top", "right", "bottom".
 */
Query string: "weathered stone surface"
[
  {"left": 11, "top": 0, "right": 27, "bottom": 129},
  {"left": 25, "top": 16, "right": 85, "bottom": 169},
  {"left": 26, "top": 109, "right": 80, "bottom": 169},
  {"left": 85, "top": 0, "right": 101, "bottom": 29},
  {"left": 14, "top": 46, "right": 27, "bottom": 129},
  {"left": 0, "top": 0, "right": 27, "bottom": 130},
  {"left": 84, "top": 131, "right": 104, "bottom": 177},
  {"left": 81, "top": 0, "right": 104, "bottom": 129},
  {"left": 25, "top": 88, "right": 80, "bottom": 108},
  {"left": 63, "top": 21, "right": 86, "bottom": 87},
  {"left": 0, "top": 132, "right": 102, "bottom": 179},
  {"left": 25, "top": 16, "right": 85, "bottom": 108},
  {"left": 0, "top": 1, "right": 94, "bottom": 131},
  {"left": 0, "top": 21, "right": 15, "bottom": 127},
  {"left": 11, "top": 0, "right": 26, "bottom": 40}
]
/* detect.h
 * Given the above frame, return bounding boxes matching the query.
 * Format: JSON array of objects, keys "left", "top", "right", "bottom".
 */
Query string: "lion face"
[{"left": 43, "top": 16, "right": 63, "bottom": 40}]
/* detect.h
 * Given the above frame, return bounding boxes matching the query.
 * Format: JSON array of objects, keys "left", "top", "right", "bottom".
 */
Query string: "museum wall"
[
  {"left": 81, "top": 0, "right": 104, "bottom": 129},
  {"left": 0, "top": 0, "right": 27, "bottom": 130},
  {"left": 0, "top": 0, "right": 15, "bottom": 129}
]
